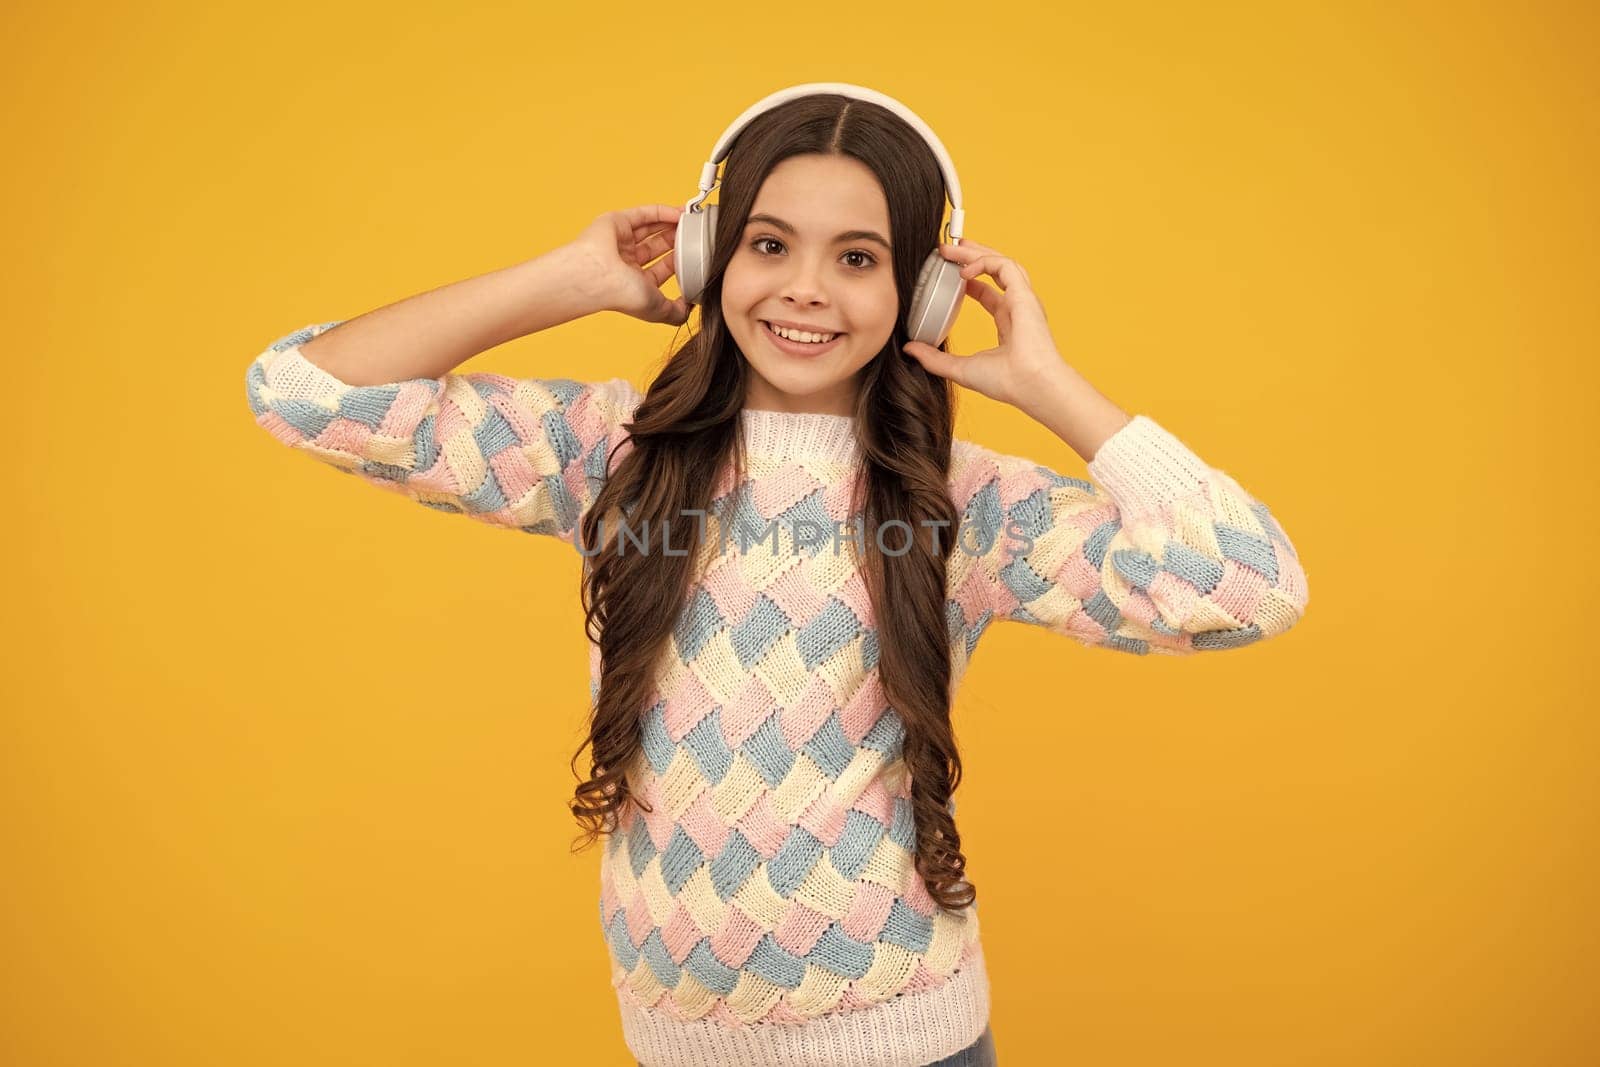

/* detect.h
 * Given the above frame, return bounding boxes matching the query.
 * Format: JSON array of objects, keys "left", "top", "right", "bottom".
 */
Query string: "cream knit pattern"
[{"left": 245, "top": 321, "right": 1310, "bottom": 1066}]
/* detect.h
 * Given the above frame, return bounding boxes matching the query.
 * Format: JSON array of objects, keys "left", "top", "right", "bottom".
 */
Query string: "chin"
[{"left": 755, "top": 364, "right": 836, "bottom": 396}]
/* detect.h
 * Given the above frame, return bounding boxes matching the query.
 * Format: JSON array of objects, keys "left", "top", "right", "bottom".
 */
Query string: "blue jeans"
[
  {"left": 635, "top": 1023, "right": 997, "bottom": 1066},
  {"left": 922, "top": 1023, "right": 997, "bottom": 1066}
]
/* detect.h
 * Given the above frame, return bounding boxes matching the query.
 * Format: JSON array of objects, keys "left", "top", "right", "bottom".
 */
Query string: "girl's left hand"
[{"left": 901, "top": 240, "right": 1066, "bottom": 408}]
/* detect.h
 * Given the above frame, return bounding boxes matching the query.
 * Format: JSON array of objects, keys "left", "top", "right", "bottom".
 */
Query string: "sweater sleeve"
[
  {"left": 947, "top": 415, "right": 1310, "bottom": 656},
  {"left": 243, "top": 320, "right": 642, "bottom": 547}
]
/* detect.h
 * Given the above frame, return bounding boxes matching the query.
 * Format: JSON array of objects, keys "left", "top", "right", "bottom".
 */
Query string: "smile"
[{"left": 761, "top": 320, "right": 846, "bottom": 358}]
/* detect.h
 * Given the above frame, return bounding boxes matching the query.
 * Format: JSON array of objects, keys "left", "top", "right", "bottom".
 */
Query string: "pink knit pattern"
[{"left": 246, "top": 320, "right": 1310, "bottom": 1066}]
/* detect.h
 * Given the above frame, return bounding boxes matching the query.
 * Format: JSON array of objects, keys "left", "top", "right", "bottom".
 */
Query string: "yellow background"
[{"left": 5, "top": 1, "right": 1594, "bottom": 1063}]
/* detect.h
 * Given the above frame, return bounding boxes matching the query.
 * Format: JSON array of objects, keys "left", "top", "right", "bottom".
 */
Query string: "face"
[{"left": 720, "top": 153, "right": 899, "bottom": 416}]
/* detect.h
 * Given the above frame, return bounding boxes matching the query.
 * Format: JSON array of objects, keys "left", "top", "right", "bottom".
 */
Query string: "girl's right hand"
[{"left": 567, "top": 204, "right": 691, "bottom": 327}]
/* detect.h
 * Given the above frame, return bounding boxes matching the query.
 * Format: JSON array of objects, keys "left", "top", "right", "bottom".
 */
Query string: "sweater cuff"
[
  {"left": 1085, "top": 414, "right": 1211, "bottom": 519},
  {"left": 263, "top": 347, "right": 352, "bottom": 402}
]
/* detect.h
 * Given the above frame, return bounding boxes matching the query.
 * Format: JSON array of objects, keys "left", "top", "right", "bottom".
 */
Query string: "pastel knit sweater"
[{"left": 245, "top": 321, "right": 1310, "bottom": 1067}]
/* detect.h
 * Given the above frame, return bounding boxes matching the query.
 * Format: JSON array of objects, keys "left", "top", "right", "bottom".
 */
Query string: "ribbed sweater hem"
[{"left": 616, "top": 944, "right": 990, "bottom": 1067}]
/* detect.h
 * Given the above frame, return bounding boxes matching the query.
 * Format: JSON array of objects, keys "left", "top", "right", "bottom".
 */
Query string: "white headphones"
[{"left": 674, "top": 82, "right": 968, "bottom": 347}]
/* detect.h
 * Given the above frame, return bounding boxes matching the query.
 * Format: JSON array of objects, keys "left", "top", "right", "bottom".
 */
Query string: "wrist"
[
  {"left": 514, "top": 243, "right": 617, "bottom": 330},
  {"left": 1025, "top": 361, "right": 1132, "bottom": 465},
  {"left": 1011, "top": 354, "right": 1074, "bottom": 419}
]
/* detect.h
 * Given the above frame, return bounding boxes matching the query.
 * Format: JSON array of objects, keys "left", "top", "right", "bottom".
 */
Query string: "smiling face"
[{"left": 720, "top": 153, "right": 899, "bottom": 416}]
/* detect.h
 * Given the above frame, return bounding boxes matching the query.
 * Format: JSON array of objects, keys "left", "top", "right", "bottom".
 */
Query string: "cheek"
[
  {"left": 850, "top": 280, "right": 901, "bottom": 337},
  {"left": 720, "top": 261, "right": 757, "bottom": 309}
]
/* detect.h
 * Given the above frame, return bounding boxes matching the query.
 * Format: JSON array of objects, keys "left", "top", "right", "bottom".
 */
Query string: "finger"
[
  {"left": 940, "top": 239, "right": 997, "bottom": 257},
  {"left": 631, "top": 230, "right": 675, "bottom": 265},
  {"left": 631, "top": 221, "right": 677, "bottom": 244},
  {"left": 957, "top": 254, "right": 1006, "bottom": 289},
  {"left": 645, "top": 253, "right": 677, "bottom": 286},
  {"left": 943, "top": 240, "right": 1034, "bottom": 292},
  {"left": 901, "top": 341, "right": 970, "bottom": 387},
  {"left": 621, "top": 203, "right": 684, "bottom": 229},
  {"left": 958, "top": 254, "right": 1028, "bottom": 292},
  {"left": 963, "top": 277, "right": 1002, "bottom": 315}
]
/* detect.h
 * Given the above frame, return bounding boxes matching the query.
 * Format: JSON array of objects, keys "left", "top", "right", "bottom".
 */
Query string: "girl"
[{"left": 244, "top": 91, "right": 1309, "bottom": 1067}]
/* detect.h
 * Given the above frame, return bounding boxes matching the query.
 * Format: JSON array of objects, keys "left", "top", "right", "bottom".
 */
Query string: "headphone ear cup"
[
  {"left": 675, "top": 204, "right": 718, "bottom": 306},
  {"left": 905, "top": 249, "right": 963, "bottom": 346}
]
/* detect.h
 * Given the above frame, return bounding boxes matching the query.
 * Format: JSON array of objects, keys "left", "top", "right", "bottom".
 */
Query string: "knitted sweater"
[{"left": 245, "top": 321, "right": 1310, "bottom": 1067}]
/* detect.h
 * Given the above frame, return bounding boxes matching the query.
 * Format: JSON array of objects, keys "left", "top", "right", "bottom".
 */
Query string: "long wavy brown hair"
[{"left": 567, "top": 92, "right": 977, "bottom": 911}]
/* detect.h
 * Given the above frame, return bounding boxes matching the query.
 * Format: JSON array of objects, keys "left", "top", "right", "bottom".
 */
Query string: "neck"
[{"left": 740, "top": 371, "right": 863, "bottom": 418}]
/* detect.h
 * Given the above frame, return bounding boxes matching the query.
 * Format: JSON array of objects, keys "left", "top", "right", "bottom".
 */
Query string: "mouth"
[{"left": 759, "top": 320, "right": 846, "bottom": 358}]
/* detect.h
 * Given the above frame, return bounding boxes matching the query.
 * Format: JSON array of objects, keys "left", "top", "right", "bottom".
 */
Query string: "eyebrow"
[{"left": 745, "top": 213, "right": 893, "bottom": 253}]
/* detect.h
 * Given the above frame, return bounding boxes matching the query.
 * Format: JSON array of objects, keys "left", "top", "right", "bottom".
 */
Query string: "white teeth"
[{"left": 766, "top": 322, "right": 837, "bottom": 344}]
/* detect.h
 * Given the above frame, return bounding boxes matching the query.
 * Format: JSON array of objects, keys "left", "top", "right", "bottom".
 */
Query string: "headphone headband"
[{"left": 686, "top": 82, "right": 965, "bottom": 243}]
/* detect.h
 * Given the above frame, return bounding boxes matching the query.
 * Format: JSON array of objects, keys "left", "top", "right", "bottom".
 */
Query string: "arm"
[
  {"left": 243, "top": 205, "right": 688, "bottom": 545},
  {"left": 244, "top": 321, "right": 642, "bottom": 546},
  {"left": 903, "top": 239, "right": 1309, "bottom": 655},
  {"left": 293, "top": 243, "right": 615, "bottom": 386},
  {"left": 947, "top": 415, "right": 1311, "bottom": 656}
]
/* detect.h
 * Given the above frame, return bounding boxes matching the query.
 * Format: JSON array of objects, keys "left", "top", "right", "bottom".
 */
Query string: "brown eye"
[{"left": 749, "top": 236, "right": 877, "bottom": 271}]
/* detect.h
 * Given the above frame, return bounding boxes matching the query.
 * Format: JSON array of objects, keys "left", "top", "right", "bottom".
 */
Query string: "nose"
[{"left": 781, "top": 254, "right": 830, "bottom": 308}]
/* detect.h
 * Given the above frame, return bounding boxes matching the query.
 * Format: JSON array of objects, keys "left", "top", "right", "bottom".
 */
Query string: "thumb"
[
  {"left": 640, "top": 288, "right": 681, "bottom": 323},
  {"left": 660, "top": 296, "right": 689, "bottom": 326},
  {"left": 902, "top": 341, "right": 965, "bottom": 384}
]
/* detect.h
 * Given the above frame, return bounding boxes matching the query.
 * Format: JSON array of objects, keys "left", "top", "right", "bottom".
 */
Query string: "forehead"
[{"left": 747, "top": 154, "right": 889, "bottom": 230}]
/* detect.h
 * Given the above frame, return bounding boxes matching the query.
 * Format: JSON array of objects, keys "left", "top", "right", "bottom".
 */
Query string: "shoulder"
[
  {"left": 949, "top": 435, "right": 996, "bottom": 468},
  {"left": 588, "top": 377, "right": 645, "bottom": 425},
  {"left": 948, "top": 434, "right": 1031, "bottom": 487},
  {"left": 947, "top": 434, "right": 1086, "bottom": 508}
]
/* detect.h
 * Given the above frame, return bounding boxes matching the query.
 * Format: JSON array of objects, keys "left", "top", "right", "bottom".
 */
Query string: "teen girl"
[{"left": 245, "top": 83, "right": 1309, "bottom": 1067}]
